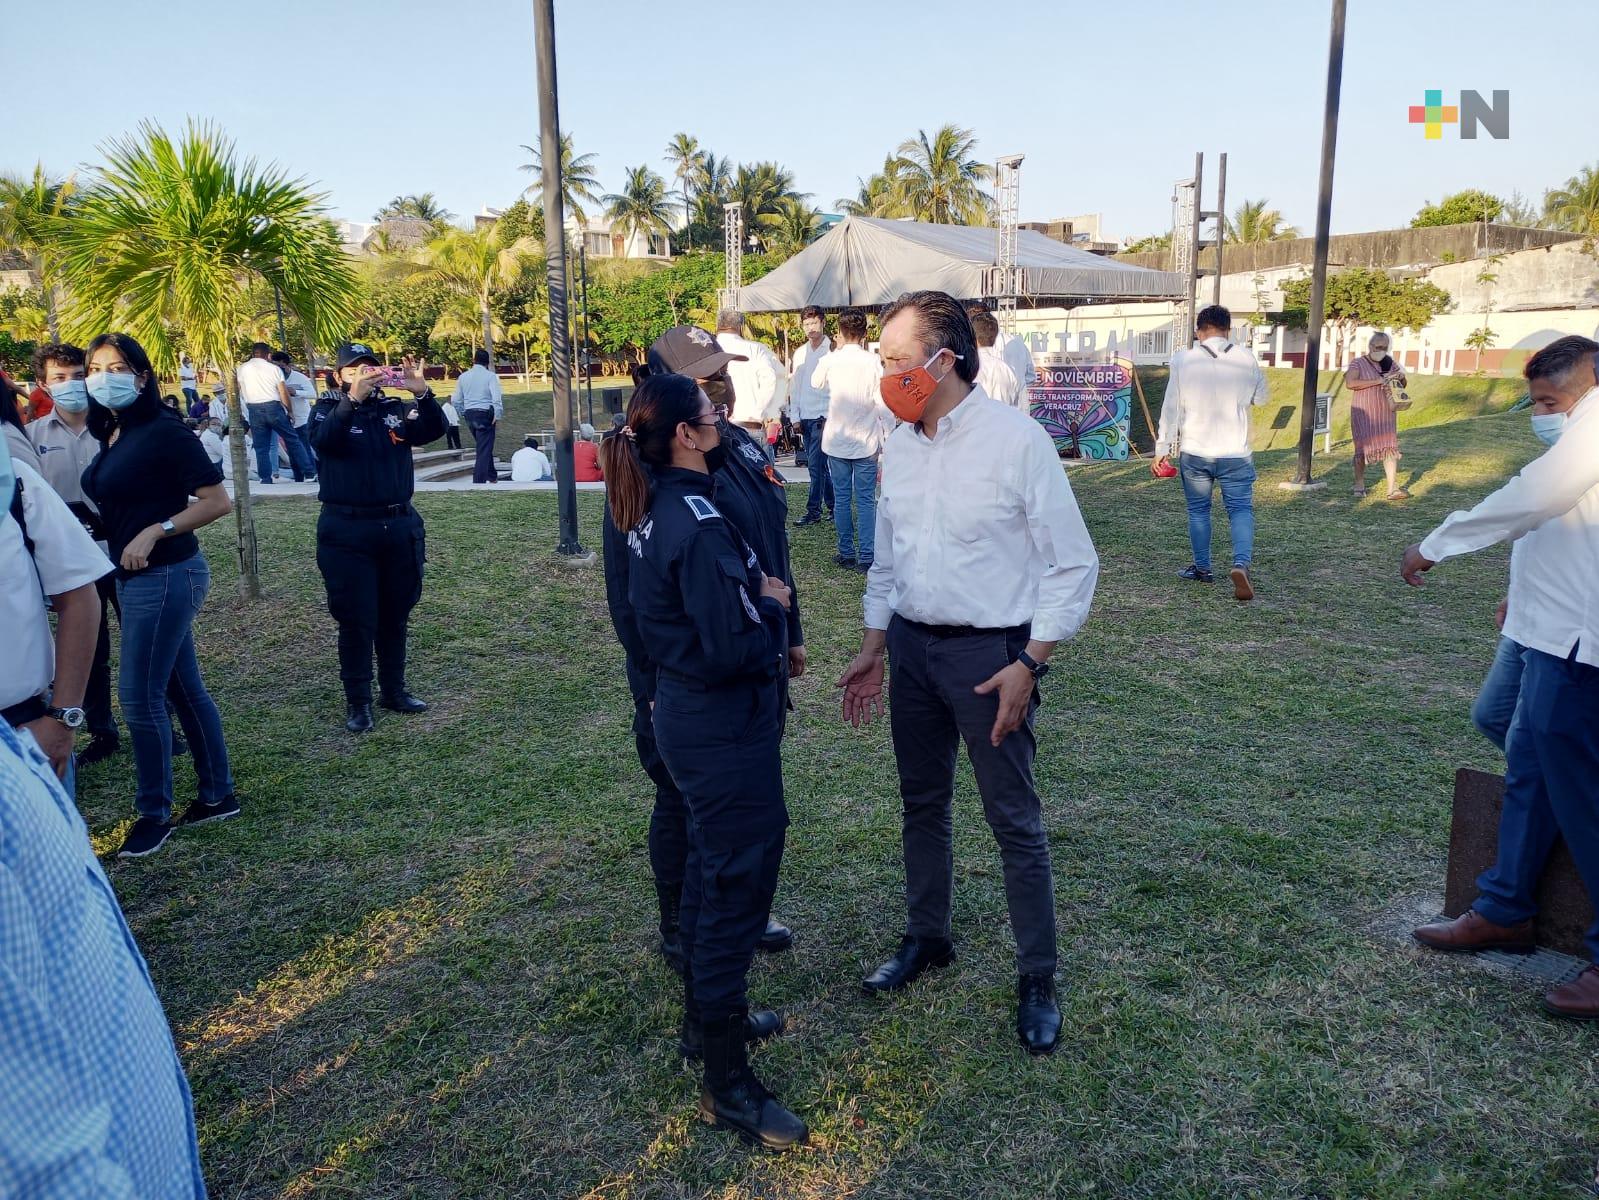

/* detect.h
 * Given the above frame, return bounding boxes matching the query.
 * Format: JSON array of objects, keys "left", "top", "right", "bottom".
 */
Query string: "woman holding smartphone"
[{"left": 81, "top": 333, "right": 236, "bottom": 858}]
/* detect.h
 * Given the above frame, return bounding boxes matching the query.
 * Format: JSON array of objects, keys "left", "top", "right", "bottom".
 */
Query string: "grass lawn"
[{"left": 75, "top": 404, "right": 1598, "bottom": 1198}]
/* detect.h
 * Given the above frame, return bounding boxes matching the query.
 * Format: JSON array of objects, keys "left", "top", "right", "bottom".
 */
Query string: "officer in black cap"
[
  {"left": 309, "top": 345, "right": 447, "bottom": 732},
  {"left": 603, "top": 325, "right": 799, "bottom": 975}
]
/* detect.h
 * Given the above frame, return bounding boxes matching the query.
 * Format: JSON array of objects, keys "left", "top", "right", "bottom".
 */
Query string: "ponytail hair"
[{"left": 601, "top": 372, "right": 704, "bottom": 532}]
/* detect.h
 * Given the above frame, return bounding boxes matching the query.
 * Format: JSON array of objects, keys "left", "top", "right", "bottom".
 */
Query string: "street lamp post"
[{"left": 579, "top": 243, "right": 595, "bottom": 427}]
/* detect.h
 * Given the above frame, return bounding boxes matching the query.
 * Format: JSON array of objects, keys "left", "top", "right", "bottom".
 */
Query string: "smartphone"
[{"left": 377, "top": 366, "right": 405, "bottom": 388}]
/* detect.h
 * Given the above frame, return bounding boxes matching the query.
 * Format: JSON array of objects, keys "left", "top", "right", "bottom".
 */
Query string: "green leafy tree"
[
  {"left": 1225, "top": 198, "right": 1299, "bottom": 244},
  {"left": 1121, "top": 232, "right": 1172, "bottom": 255},
  {"left": 838, "top": 156, "right": 908, "bottom": 218},
  {"left": 1543, "top": 164, "right": 1599, "bottom": 239},
  {"left": 409, "top": 224, "right": 538, "bottom": 356},
  {"left": 57, "top": 120, "right": 359, "bottom": 600},
  {"left": 664, "top": 133, "right": 704, "bottom": 248},
  {"left": 373, "top": 192, "right": 454, "bottom": 225},
  {"left": 1500, "top": 190, "right": 1541, "bottom": 227},
  {"left": 603, "top": 166, "right": 675, "bottom": 258},
  {"left": 520, "top": 134, "right": 602, "bottom": 224},
  {"left": 1279, "top": 268, "right": 1451, "bottom": 351},
  {"left": 892, "top": 125, "right": 992, "bottom": 225},
  {"left": 757, "top": 197, "right": 823, "bottom": 259},
  {"left": 0, "top": 164, "right": 78, "bottom": 340},
  {"left": 492, "top": 197, "right": 545, "bottom": 249},
  {"left": 1410, "top": 189, "right": 1505, "bottom": 228}
]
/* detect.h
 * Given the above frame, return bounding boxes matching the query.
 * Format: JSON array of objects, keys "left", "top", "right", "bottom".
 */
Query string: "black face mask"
[
  {"left": 701, "top": 373, "right": 734, "bottom": 415},
  {"left": 703, "top": 442, "right": 729, "bottom": 474}
]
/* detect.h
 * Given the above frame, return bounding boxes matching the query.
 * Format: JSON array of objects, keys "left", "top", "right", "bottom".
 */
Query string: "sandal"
[
  {"left": 1352, "top": 487, "right": 1367, "bottom": 498},
  {"left": 1386, "top": 489, "right": 1411, "bottom": 501}
]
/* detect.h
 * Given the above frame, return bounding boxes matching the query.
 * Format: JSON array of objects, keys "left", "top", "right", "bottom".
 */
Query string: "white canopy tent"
[{"left": 735, "top": 216, "right": 1185, "bottom": 312}]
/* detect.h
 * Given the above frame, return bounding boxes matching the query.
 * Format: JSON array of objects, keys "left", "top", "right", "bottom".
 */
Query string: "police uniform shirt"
[
  {"left": 309, "top": 389, "right": 448, "bottom": 506},
  {"left": 709, "top": 422, "right": 803, "bottom": 649}
]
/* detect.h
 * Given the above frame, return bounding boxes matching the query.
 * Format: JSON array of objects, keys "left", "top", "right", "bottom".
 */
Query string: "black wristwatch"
[
  {"left": 47, "top": 705, "right": 86, "bottom": 730},
  {"left": 1016, "top": 651, "right": 1050, "bottom": 681}
]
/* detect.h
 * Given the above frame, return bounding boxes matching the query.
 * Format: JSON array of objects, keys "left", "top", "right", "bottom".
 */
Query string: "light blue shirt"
[
  {"left": 0, "top": 721, "right": 207, "bottom": 1198},
  {"left": 451, "top": 364, "right": 504, "bottom": 420}
]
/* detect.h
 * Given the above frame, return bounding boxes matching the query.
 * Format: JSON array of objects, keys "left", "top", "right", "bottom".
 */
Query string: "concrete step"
[
  {"left": 418, "top": 458, "right": 512, "bottom": 483},
  {"left": 412, "top": 449, "right": 463, "bottom": 468}
]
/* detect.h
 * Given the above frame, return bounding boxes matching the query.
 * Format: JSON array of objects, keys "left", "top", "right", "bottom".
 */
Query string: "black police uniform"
[{"left": 308, "top": 366, "right": 447, "bottom": 720}]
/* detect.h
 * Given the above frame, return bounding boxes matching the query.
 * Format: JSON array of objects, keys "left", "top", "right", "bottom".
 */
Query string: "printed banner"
[{"left": 1029, "top": 358, "right": 1134, "bottom": 460}]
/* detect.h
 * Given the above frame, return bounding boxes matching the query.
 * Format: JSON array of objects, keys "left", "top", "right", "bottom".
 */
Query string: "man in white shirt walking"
[
  {"left": 452, "top": 348, "right": 505, "bottom": 484},
  {"left": 837, "top": 291, "right": 1099, "bottom": 1056},
  {"left": 716, "top": 309, "right": 786, "bottom": 462},
  {"left": 811, "top": 309, "right": 888, "bottom": 571},
  {"left": 510, "top": 434, "right": 551, "bottom": 482},
  {"left": 789, "top": 305, "right": 833, "bottom": 525},
  {"left": 271, "top": 350, "right": 319, "bottom": 482},
  {"left": 178, "top": 355, "right": 199, "bottom": 410},
  {"left": 971, "top": 310, "right": 1024, "bottom": 409},
  {"left": 237, "top": 342, "right": 315, "bottom": 485},
  {"left": 971, "top": 302, "right": 1038, "bottom": 405},
  {"left": 1403, "top": 335, "right": 1599, "bottom": 1020},
  {"left": 1155, "top": 305, "right": 1267, "bottom": 601}
]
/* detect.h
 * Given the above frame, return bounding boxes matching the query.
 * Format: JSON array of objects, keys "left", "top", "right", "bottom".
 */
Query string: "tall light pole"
[
  {"left": 579, "top": 242, "right": 594, "bottom": 427},
  {"left": 533, "top": 0, "right": 585, "bottom": 556},
  {"left": 1289, "top": 0, "right": 1346, "bottom": 490}
]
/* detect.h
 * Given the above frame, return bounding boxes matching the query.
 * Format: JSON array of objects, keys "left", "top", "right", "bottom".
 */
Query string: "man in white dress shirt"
[
  {"left": 237, "top": 342, "right": 315, "bottom": 485},
  {"left": 453, "top": 348, "right": 505, "bottom": 484},
  {"left": 837, "top": 290, "right": 1099, "bottom": 1056},
  {"left": 971, "top": 301, "right": 1038, "bottom": 405},
  {"left": 811, "top": 309, "right": 888, "bottom": 572},
  {"left": 971, "top": 310, "right": 1024, "bottom": 409},
  {"left": 271, "top": 350, "right": 319, "bottom": 482},
  {"left": 1403, "top": 335, "right": 1599, "bottom": 1020},
  {"left": 509, "top": 434, "right": 551, "bottom": 482},
  {"left": 716, "top": 309, "right": 787, "bottom": 462},
  {"left": 1155, "top": 304, "right": 1267, "bottom": 602},
  {"left": 789, "top": 305, "right": 833, "bottom": 525}
]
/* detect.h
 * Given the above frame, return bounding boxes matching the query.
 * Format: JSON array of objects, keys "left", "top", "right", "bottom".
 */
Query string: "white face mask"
[
  {"left": 1530, "top": 411, "right": 1567, "bottom": 447},
  {"left": 1368, "top": 346, "right": 1389, "bottom": 361}
]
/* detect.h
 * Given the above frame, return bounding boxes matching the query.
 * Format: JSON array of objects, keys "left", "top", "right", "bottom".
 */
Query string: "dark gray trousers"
[{"left": 887, "top": 615, "right": 1056, "bottom": 976}]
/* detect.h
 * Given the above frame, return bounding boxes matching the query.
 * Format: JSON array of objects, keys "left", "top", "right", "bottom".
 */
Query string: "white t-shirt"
[
  {"left": 236, "top": 357, "right": 285, "bottom": 406},
  {"left": 1, "top": 463, "right": 114, "bottom": 710},
  {"left": 814, "top": 344, "right": 891, "bottom": 459},
  {"left": 198, "top": 428, "right": 226, "bottom": 467},
  {"left": 179, "top": 362, "right": 197, "bottom": 386},
  {"left": 283, "top": 370, "right": 317, "bottom": 425},
  {"left": 510, "top": 446, "right": 551, "bottom": 482},
  {"left": 977, "top": 347, "right": 1024, "bottom": 409}
]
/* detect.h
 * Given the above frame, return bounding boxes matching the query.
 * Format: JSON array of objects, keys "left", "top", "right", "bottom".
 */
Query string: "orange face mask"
[{"left": 879, "top": 350, "right": 958, "bottom": 423}]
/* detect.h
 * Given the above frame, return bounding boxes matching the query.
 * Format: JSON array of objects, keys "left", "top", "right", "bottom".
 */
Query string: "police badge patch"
[{"left": 738, "top": 584, "right": 760, "bottom": 623}]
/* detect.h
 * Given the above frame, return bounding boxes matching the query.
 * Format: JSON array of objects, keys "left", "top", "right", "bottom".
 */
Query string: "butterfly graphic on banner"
[{"left": 1028, "top": 358, "right": 1134, "bottom": 461}]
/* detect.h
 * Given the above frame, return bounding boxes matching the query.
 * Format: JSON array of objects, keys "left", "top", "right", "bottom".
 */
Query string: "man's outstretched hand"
[
  {"left": 837, "top": 650, "right": 886, "bottom": 728},
  {"left": 1400, "top": 543, "right": 1435, "bottom": 587}
]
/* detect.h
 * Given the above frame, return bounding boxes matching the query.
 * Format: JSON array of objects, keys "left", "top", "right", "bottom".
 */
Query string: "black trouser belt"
[
  {"left": 3, "top": 696, "right": 47, "bottom": 727},
  {"left": 324, "top": 503, "right": 412, "bottom": 519},
  {"left": 898, "top": 618, "right": 1029, "bottom": 640}
]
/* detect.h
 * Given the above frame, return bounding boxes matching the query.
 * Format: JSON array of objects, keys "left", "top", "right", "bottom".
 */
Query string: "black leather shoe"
[
  {"left": 378, "top": 692, "right": 429, "bottom": 714},
  {"left": 794, "top": 514, "right": 822, "bottom": 527},
  {"left": 1017, "top": 973, "right": 1062, "bottom": 1056},
  {"left": 698, "top": 1012, "right": 807, "bottom": 1151},
  {"left": 77, "top": 734, "right": 120, "bottom": 767},
  {"left": 862, "top": 935, "right": 955, "bottom": 993},
  {"left": 758, "top": 918, "right": 793, "bottom": 954},
  {"left": 345, "top": 703, "right": 374, "bottom": 734},
  {"left": 678, "top": 1007, "right": 784, "bottom": 1059}
]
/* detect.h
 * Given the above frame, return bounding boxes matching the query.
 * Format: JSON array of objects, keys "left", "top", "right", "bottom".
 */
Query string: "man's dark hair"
[
  {"left": 1524, "top": 335, "right": 1599, "bottom": 383},
  {"left": 32, "top": 341, "right": 85, "bottom": 379},
  {"left": 523, "top": 433, "right": 539, "bottom": 448},
  {"left": 473, "top": 348, "right": 491, "bottom": 367},
  {"left": 269, "top": 350, "right": 292, "bottom": 367},
  {"left": 971, "top": 310, "right": 1000, "bottom": 347},
  {"left": 800, "top": 305, "right": 825, "bottom": 323},
  {"left": 964, "top": 300, "right": 992, "bottom": 317},
  {"left": 1195, "top": 304, "right": 1232, "bottom": 333},
  {"left": 249, "top": 341, "right": 273, "bottom": 357},
  {"left": 879, "top": 290, "right": 979, "bottom": 384},
  {"left": 838, "top": 309, "right": 867, "bottom": 340}
]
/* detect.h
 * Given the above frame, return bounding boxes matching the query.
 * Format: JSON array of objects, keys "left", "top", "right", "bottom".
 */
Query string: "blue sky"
[{"left": 6, "top": 0, "right": 1590, "bottom": 241}]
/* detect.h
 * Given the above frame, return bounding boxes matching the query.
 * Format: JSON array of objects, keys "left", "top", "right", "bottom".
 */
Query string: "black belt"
[
  {"left": 898, "top": 617, "right": 1029, "bottom": 640},
  {"left": 324, "top": 502, "right": 412, "bottom": 519},
  {"left": 3, "top": 696, "right": 47, "bottom": 728}
]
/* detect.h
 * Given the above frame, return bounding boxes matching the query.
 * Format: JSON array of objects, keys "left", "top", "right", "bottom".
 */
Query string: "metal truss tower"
[
  {"left": 721, "top": 203, "right": 744, "bottom": 311},
  {"left": 993, "top": 154, "right": 1024, "bottom": 332}
]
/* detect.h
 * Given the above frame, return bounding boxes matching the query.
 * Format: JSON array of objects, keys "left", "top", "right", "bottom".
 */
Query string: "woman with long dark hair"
[
  {"left": 80, "top": 333, "right": 236, "bottom": 858},
  {"left": 600, "top": 373, "right": 807, "bottom": 1150}
]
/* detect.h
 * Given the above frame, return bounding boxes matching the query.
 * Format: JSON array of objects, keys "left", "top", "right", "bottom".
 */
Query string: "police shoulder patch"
[
  {"left": 738, "top": 584, "right": 760, "bottom": 623},
  {"left": 683, "top": 495, "right": 721, "bottom": 522},
  {"left": 738, "top": 442, "right": 766, "bottom": 465}
]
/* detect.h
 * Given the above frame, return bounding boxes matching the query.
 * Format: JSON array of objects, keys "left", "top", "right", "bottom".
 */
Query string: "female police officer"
[
  {"left": 599, "top": 372, "right": 807, "bottom": 1151},
  {"left": 309, "top": 345, "right": 446, "bottom": 733}
]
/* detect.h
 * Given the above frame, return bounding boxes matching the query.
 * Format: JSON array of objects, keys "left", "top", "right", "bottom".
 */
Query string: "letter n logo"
[{"left": 1459, "top": 90, "right": 1510, "bottom": 140}]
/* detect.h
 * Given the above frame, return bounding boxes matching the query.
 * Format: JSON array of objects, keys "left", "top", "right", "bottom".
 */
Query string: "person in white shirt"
[
  {"left": 811, "top": 309, "right": 888, "bottom": 570},
  {"left": 441, "top": 388, "right": 462, "bottom": 450},
  {"left": 198, "top": 418, "right": 228, "bottom": 475},
  {"left": 715, "top": 309, "right": 787, "bottom": 462},
  {"left": 1155, "top": 304, "right": 1267, "bottom": 600},
  {"left": 178, "top": 355, "right": 199, "bottom": 409},
  {"left": 452, "top": 348, "right": 505, "bottom": 484},
  {"left": 510, "top": 434, "right": 552, "bottom": 482},
  {"left": 970, "top": 302, "right": 1038, "bottom": 404},
  {"left": 837, "top": 290, "right": 1099, "bottom": 1057},
  {"left": 237, "top": 342, "right": 314, "bottom": 485},
  {"left": 970, "top": 310, "right": 1024, "bottom": 409},
  {"left": 788, "top": 305, "right": 833, "bottom": 525},
  {"left": 271, "top": 351, "right": 319, "bottom": 482},
  {"left": 1403, "top": 335, "right": 1599, "bottom": 1021}
]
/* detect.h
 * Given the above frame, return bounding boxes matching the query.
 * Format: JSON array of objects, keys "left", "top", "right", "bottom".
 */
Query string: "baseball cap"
[
  {"left": 333, "top": 341, "right": 381, "bottom": 370},
  {"left": 646, "top": 326, "right": 746, "bottom": 379}
]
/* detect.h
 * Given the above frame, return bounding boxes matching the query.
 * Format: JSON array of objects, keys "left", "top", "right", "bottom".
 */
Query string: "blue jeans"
[
  {"left": 830, "top": 454, "right": 878, "bottom": 562},
  {"left": 799, "top": 418, "right": 832, "bottom": 517},
  {"left": 249, "top": 403, "right": 315, "bottom": 484},
  {"left": 117, "top": 554, "right": 234, "bottom": 821},
  {"left": 1471, "top": 636, "right": 1525, "bottom": 754},
  {"left": 1178, "top": 453, "right": 1256, "bottom": 569}
]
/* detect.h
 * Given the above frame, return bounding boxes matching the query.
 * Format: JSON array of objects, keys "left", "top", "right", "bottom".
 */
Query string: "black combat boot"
[
  {"left": 698, "top": 1011, "right": 807, "bottom": 1151},
  {"left": 656, "top": 880, "right": 685, "bottom": 977}
]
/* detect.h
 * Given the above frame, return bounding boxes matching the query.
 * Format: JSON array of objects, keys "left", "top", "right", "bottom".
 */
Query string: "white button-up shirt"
[
  {"left": 1420, "top": 387, "right": 1599, "bottom": 667},
  {"left": 1, "top": 463, "right": 114, "bottom": 710},
  {"left": 1155, "top": 337, "right": 1267, "bottom": 459},
  {"left": 976, "top": 346, "right": 1024, "bottom": 409},
  {"left": 814, "top": 344, "right": 890, "bottom": 460},
  {"left": 718, "top": 331, "right": 787, "bottom": 425},
  {"left": 995, "top": 330, "right": 1038, "bottom": 391},
  {"left": 451, "top": 364, "right": 504, "bottom": 420},
  {"left": 788, "top": 337, "right": 832, "bottom": 421},
  {"left": 864, "top": 386, "right": 1099, "bottom": 642},
  {"left": 284, "top": 370, "right": 317, "bottom": 425}
]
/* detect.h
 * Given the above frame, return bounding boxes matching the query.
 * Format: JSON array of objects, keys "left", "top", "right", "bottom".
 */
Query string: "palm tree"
[
  {"left": 758, "top": 197, "right": 823, "bottom": 259},
  {"left": 373, "top": 192, "right": 454, "bottom": 225},
  {"left": 603, "top": 166, "right": 675, "bottom": 258},
  {"left": 409, "top": 224, "right": 538, "bottom": 356},
  {"left": 838, "top": 156, "right": 907, "bottom": 218},
  {"left": 892, "top": 126, "right": 992, "bottom": 225},
  {"left": 729, "top": 162, "right": 804, "bottom": 224},
  {"left": 520, "top": 134, "right": 603, "bottom": 224},
  {"left": 0, "top": 164, "right": 78, "bottom": 339},
  {"left": 1543, "top": 164, "right": 1599, "bottom": 237},
  {"left": 1225, "top": 198, "right": 1299, "bottom": 244},
  {"left": 57, "top": 120, "right": 359, "bottom": 600},
  {"left": 664, "top": 133, "right": 704, "bottom": 248}
]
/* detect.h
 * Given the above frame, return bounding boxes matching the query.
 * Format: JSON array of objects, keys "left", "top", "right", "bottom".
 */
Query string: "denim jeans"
[
  {"left": 1178, "top": 453, "right": 1256, "bottom": 569},
  {"left": 116, "top": 553, "right": 234, "bottom": 821},
  {"left": 799, "top": 418, "right": 832, "bottom": 517},
  {"left": 249, "top": 403, "right": 315, "bottom": 484},
  {"left": 830, "top": 454, "right": 878, "bottom": 562},
  {"left": 1471, "top": 636, "right": 1525, "bottom": 754}
]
